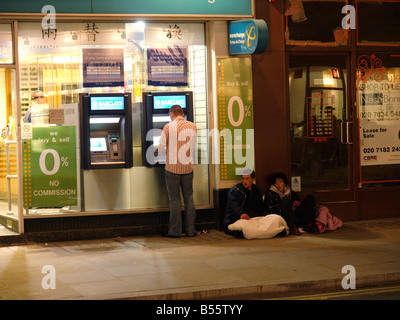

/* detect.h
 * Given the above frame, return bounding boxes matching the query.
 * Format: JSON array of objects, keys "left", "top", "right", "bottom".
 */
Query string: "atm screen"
[
  {"left": 153, "top": 135, "right": 161, "bottom": 148},
  {"left": 153, "top": 95, "right": 187, "bottom": 110},
  {"left": 90, "top": 137, "right": 108, "bottom": 152}
]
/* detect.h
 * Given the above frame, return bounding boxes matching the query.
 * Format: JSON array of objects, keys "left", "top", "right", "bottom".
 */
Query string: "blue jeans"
[{"left": 165, "top": 170, "right": 197, "bottom": 236}]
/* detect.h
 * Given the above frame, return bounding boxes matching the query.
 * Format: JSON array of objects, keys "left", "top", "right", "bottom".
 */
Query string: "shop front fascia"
[
  {"left": 251, "top": 0, "right": 400, "bottom": 222},
  {"left": 0, "top": 0, "right": 257, "bottom": 239}
]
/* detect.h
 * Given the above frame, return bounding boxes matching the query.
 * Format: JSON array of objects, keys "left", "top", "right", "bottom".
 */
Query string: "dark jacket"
[
  {"left": 265, "top": 187, "right": 318, "bottom": 228},
  {"left": 265, "top": 188, "right": 301, "bottom": 216},
  {"left": 223, "top": 183, "right": 266, "bottom": 228}
]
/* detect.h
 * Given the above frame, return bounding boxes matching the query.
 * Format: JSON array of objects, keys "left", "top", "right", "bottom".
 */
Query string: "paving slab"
[{"left": 0, "top": 217, "right": 400, "bottom": 300}]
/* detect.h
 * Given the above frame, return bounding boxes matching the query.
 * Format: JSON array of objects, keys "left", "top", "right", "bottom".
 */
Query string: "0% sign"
[
  {"left": 39, "top": 149, "right": 69, "bottom": 175},
  {"left": 227, "top": 96, "right": 252, "bottom": 127}
]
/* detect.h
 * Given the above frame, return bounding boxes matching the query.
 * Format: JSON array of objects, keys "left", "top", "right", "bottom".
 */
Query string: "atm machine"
[
  {"left": 80, "top": 93, "right": 133, "bottom": 170},
  {"left": 142, "top": 91, "right": 193, "bottom": 166}
]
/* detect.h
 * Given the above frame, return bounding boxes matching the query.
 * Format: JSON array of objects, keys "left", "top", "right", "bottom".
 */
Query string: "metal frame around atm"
[
  {"left": 79, "top": 92, "right": 133, "bottom": 170},
  {"left": 142, "top": 91, "right": 194, "bottom": 167}
]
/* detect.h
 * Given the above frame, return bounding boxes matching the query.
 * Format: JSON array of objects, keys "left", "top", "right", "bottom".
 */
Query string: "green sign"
[
  {"left": 217, "top": 57, "right": 254, "bottom": 180},
  {"left": 23, "top": 126, "right": 77, "bottom": 208},
  {"left": 0, "top": 0, "right": 252, "bottom": 16}
]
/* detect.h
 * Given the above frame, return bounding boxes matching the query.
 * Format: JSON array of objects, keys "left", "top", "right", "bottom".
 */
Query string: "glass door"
[{"left": 288, "top": 55, "right": 354, "bottom": 201}]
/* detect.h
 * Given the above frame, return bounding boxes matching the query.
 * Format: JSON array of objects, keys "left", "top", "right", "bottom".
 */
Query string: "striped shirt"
[{"left": 158, "top": 116, "right": 197, "bottom": 174}]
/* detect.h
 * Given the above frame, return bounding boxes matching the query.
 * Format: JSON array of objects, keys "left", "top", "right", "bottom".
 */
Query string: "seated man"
[{"left": 223, "top": 170, "right": 267, "bottom": 237}]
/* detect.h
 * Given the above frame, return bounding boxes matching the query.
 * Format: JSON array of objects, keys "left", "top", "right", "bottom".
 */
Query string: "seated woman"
[{"left": 265, "top": 172, "right": 316, "bottom": 235}]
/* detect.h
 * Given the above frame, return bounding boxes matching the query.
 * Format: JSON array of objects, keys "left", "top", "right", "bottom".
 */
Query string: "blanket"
[
  {"left": 228, "top": 214, "right": 289, "bottom": 239},
  {"left": 316, "top": 205, "right": 343, "bottom": 231}
]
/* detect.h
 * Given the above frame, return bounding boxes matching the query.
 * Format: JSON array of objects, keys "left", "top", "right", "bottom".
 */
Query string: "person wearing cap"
[
  {"left": 223, "top": 169, "right": 267, "bottom": 237},
  {"left": 24, "top": 90, "right": 46, "bottom": 123}
]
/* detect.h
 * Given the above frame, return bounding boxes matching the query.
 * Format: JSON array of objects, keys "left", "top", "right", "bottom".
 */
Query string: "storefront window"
[
  {"left": 357, "top": 0, "right": 400, "bottom": 45},
  {"left": 285, "top": 0, "right": 348, "bottom": 46},
  {"left": 0, "top": 23, "right": 13, "bottom": 64},
  {"left": 18, "top": 21, "right": 209, "bottom": 215},
  {"left": 357, "top": 53, "right": 400, "bottom": 186}
]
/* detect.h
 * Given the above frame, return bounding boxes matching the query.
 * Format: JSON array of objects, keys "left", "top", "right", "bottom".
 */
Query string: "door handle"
[{"left": 341, "top": 121, "right": 353, "bottom": 144}]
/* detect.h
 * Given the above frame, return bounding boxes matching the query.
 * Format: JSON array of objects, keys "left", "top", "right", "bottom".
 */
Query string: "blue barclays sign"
[
  {"left": 90, "top": 96, "right": 125, "bottom": 110},
  {"left": 228, "top": 20, "right": 269, "bottom": 55},
  {"left": 153, "top": 95, "right": 186, "bottom": 110}
]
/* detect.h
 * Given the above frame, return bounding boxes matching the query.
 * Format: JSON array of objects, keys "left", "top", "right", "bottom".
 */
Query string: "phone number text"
[
  {"left": 363, "top": 147, "right": 400, "bottom": 153},
  {"left": 360, "top": 111, "right": 400, "bottom": 119}
]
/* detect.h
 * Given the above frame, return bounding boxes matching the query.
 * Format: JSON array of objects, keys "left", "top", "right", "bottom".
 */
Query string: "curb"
[{"left": 119, "top": 272, "right": 400, "bottom": 300}]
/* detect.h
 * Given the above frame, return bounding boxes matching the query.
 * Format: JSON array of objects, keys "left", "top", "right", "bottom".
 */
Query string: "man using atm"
[{"left": 158, "top": 105, "right": 198, "bottom": 238}]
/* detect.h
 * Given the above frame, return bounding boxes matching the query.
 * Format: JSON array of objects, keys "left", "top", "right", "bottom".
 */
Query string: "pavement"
[{"left": 0, "top": 217, "right": 400, "bottom": 300}]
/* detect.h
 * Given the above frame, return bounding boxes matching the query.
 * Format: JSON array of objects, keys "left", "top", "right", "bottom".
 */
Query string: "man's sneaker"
[{"left": 162, "top": 234, "right": 181, "bottom": 238}]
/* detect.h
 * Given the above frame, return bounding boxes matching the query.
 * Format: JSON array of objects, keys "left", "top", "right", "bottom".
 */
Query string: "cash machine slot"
[{"left": 109, "top": 132, "right": 121, "bottom": 158}]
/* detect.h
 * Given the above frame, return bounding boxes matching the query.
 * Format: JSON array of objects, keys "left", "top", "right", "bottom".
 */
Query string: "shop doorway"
[
  {"left": 288, "top": 55, "right": 354, "bottom": 202},
  {"left": 0, "top": 68, "right": 20, "bottom": 235}
]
